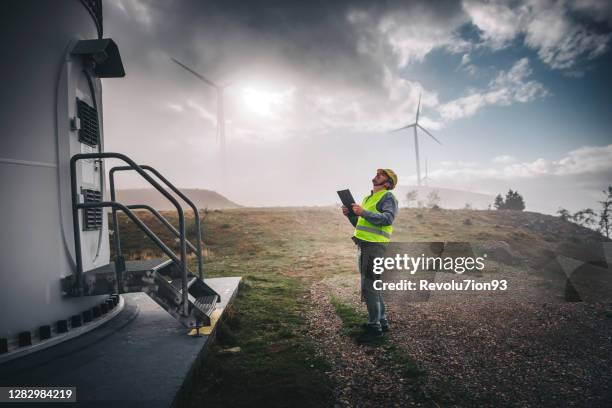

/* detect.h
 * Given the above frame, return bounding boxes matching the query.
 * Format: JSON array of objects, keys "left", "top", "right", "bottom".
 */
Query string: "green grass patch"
[
  {"left": 330, "top": 296, "right": 387, "bottom": 346},
  {"left": 330, "top": 296, "right": 366, "bottom": 338},
  {"left": 190, "top": 274, "right": 333, "bottom": 408}
]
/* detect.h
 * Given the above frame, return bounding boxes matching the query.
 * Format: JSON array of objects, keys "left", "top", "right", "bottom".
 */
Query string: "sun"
[{"left": 241, "top": 87, "right": 286, "bottom": 117}]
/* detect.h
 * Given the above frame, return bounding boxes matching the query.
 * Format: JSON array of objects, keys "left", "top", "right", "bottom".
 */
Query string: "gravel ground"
[
  {"left": 307, "top": 281, "right": 431, "bottom": 408},
  {"left": 307, "top": 271, "right": 612, "bottom": 407}
]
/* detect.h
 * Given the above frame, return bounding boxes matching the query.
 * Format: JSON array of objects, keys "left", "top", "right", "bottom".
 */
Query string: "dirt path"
[
  {"left": 307, "top": 281, "right": 431, "bottom": 407},
  {"left": 309, "top": 273, "right": 612, "bottom": 407}
]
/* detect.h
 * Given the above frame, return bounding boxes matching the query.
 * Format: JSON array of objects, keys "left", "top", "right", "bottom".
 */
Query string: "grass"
[
  {"left": 111, "top": 206, "right": 609, "bottom": 406},
  {"left": 190, "top": 275, "right": 332, "bottom": 408},
  {"left": 190, "top": 209, "right": 337, "bottom": 407},
  {"left": 113, "top": 208, "right": 339, "bottom": 407},
  {"left": 330, "top": 296, "right": 370, "bottom": 339}
]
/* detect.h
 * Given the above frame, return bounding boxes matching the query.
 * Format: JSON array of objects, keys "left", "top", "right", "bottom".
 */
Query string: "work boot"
[
  {"left": 380, "top": 320, "right": 390, "bottom": 332},
  {"left": 361, "top": 322, "right": 389, "bottom": 332}
]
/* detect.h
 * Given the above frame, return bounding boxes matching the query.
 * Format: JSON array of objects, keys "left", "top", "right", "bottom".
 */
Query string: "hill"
[
  {"left": 115, "top": 207, "right": 611, "bottom": 407},
  {"left": 114, "top": 188, "right": 241, "bottom": 210}
]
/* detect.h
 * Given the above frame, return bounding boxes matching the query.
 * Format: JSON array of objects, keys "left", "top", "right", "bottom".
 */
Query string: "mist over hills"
[
  {"left": 115, "top": 188, "right": 241, "bottom": 210},
  {"left": 395, "top": 186, "right": 495, "bottom": 209}
]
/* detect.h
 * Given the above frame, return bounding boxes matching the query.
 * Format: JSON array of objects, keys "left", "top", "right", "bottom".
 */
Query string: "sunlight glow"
[{"left": 241, "top": 87, "right": 290, "bottom": 118}]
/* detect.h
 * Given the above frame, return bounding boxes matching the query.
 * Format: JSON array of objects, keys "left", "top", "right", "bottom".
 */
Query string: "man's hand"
[
  {"left": 351, "top": 203, "right": 364, "bottom": 216},
  {"left": 341, "top": 206, "right": 349, "bottom": 216}
]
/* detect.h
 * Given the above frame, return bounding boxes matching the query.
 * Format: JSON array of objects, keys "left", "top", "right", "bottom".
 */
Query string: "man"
[{"left": 342, "top": 169, "right": 398, "bottom": 341}]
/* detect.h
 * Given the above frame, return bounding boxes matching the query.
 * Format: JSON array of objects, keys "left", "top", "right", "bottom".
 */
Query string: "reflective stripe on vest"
[
  {"left": 355, "top": 225, "right": 391, "bottom": 238},
  {"left": 353, "top": 190, "right": 395, "bottom": 243}
]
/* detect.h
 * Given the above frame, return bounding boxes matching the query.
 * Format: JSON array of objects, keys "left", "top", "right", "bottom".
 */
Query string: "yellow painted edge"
[{"left": 188, "top": 308, "right": 224, "bottom": 336}]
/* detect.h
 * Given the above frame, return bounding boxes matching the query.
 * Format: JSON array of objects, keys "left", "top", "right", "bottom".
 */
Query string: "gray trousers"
[{"left": 357, "top": 241, "right": 388, "bottom": 329}]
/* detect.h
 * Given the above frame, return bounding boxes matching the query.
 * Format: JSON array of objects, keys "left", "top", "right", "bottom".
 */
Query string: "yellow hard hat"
[{"left": 378, "top": 168, "right": 398, "bottom": 189}]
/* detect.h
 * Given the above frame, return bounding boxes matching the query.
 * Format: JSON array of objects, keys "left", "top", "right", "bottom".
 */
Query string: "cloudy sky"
[{"left": 102, "top": 0, "right": 612, "bottom": 214}]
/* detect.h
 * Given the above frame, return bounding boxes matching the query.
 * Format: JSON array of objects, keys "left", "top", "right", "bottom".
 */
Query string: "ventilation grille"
[
  {"left": 77, "top": 99, "right": 100, "bottom": 147},
  {"left": 82, "top": 189, "right": 103, "bottom": 231}
]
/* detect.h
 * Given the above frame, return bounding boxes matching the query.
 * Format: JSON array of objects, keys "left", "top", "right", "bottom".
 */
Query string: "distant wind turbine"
[
  {"left": 422, "top": 157, "right": 431, "bottom": 186},
  {"left": 391, "top": 93, "right": 442, "bottom": 186},
  {"left": 171, "top": 57, "right": 230, "bottom": 175}
]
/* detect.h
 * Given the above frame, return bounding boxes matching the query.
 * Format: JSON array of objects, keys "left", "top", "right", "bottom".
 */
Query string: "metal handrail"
[
  {"left": 126, "top": 204, "right": 198, "bottom": 254},
  {"left": 70, "top": 152, "right": 189, "bottom": 316},
  {"left": 142, "top": 165, "right": 204, "bottom": 279},
  {"left": 80, "top": 202, "right": 182, "bottom": 264},
  {"left": 110, "top": 165, "right": 204, "bottom": 279}
]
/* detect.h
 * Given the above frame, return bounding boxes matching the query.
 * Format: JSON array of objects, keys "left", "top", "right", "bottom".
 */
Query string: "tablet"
[{"left": 337, "top": 189, "right": 357, "bottom": 216}]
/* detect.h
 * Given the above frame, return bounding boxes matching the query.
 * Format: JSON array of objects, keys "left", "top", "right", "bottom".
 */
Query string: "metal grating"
[
  {"left": 80, "top": 0, "right": 103, "bottom": 39},
  {"left": 82, "top": 188, "right": 103, "bottom": 230},
  {"left": 194, "top": 295, "right": 218, "bottom": 317},
  {"left": 77, "top": 99, "right": 100, "bottom": 147}
]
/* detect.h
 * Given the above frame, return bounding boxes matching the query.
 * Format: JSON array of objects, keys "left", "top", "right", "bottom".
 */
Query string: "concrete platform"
[{"left": 0, "top": 277, "right": 241, "bottom": 407}]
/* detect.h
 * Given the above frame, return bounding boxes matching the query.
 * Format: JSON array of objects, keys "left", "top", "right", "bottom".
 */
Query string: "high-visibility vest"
[{"left": 354, "top": 190, "right": 395, "bottom": 243}]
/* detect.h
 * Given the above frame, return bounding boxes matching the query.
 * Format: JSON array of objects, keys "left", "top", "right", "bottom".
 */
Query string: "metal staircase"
[
  {"left": 146, "top": 259, "right": 219, "bottom": 327},
  {"left": 62, "top": 152, "right": 220, "bottom": 328}
]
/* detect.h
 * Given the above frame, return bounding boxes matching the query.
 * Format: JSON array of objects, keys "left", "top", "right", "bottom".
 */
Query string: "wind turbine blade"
[
  {"left": 416, "top": 92, "right": 421, "bottom": 124},
  {"left": 390, "top": 123, "right": 416, "bottom": 133},
  {"left": 418, "top": 124, "right": 442, "bottom": 145},
  {"left": 171, "top": 58, "right": 218, "bottom": 88}
]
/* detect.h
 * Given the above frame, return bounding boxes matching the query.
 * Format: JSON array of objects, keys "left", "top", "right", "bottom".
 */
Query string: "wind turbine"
[
  {"left": 391, "top": 93, "right": 442, "bottom": 186},
  {"left": 422, "top": 157, "right": 431, "bottom": 186},
  {"left": 171, "top": 57, "right": 230, "bottom": 175}
]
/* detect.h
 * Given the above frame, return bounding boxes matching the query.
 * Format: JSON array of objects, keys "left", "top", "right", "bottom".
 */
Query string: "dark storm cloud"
[
  {"left": 99, "top": 0, "right": 612, "bottom": 211},
  {"left": 106, "top": 0, "right": 467, "bottom": 90}
]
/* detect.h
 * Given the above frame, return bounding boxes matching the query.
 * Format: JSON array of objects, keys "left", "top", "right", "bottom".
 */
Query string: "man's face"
[{"left": 372, "top": 170, "right": 389, "bottom": 187}]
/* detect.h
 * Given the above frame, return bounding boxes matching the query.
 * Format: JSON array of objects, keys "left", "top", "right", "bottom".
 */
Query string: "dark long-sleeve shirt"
[{"left": 348, "top": 190, "right": 398, "bottom": 227}]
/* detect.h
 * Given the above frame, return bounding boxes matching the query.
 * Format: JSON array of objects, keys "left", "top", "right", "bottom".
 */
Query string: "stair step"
[
  {"left": 146, "top": 272, "right": 219, "bottom": 328},
  {"left": 154, "top": 274, "right": 182, "bottom": 305},
  {"left": 193, "top": 295, "right": 218, "bottom": 317},
  {"left": 169, "top": 276, "right": 198, "bottom": 292},
  {"left": 67, "top": 258, "right": 222, "bottom": 329},
  {"left": 187, "top": 278, "right": 222, "bottom": 301}
]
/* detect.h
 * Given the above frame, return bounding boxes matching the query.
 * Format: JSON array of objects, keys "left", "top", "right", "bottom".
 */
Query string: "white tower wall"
[{"left": 0, "top": 1, "right": 112, "bottom": 338}]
